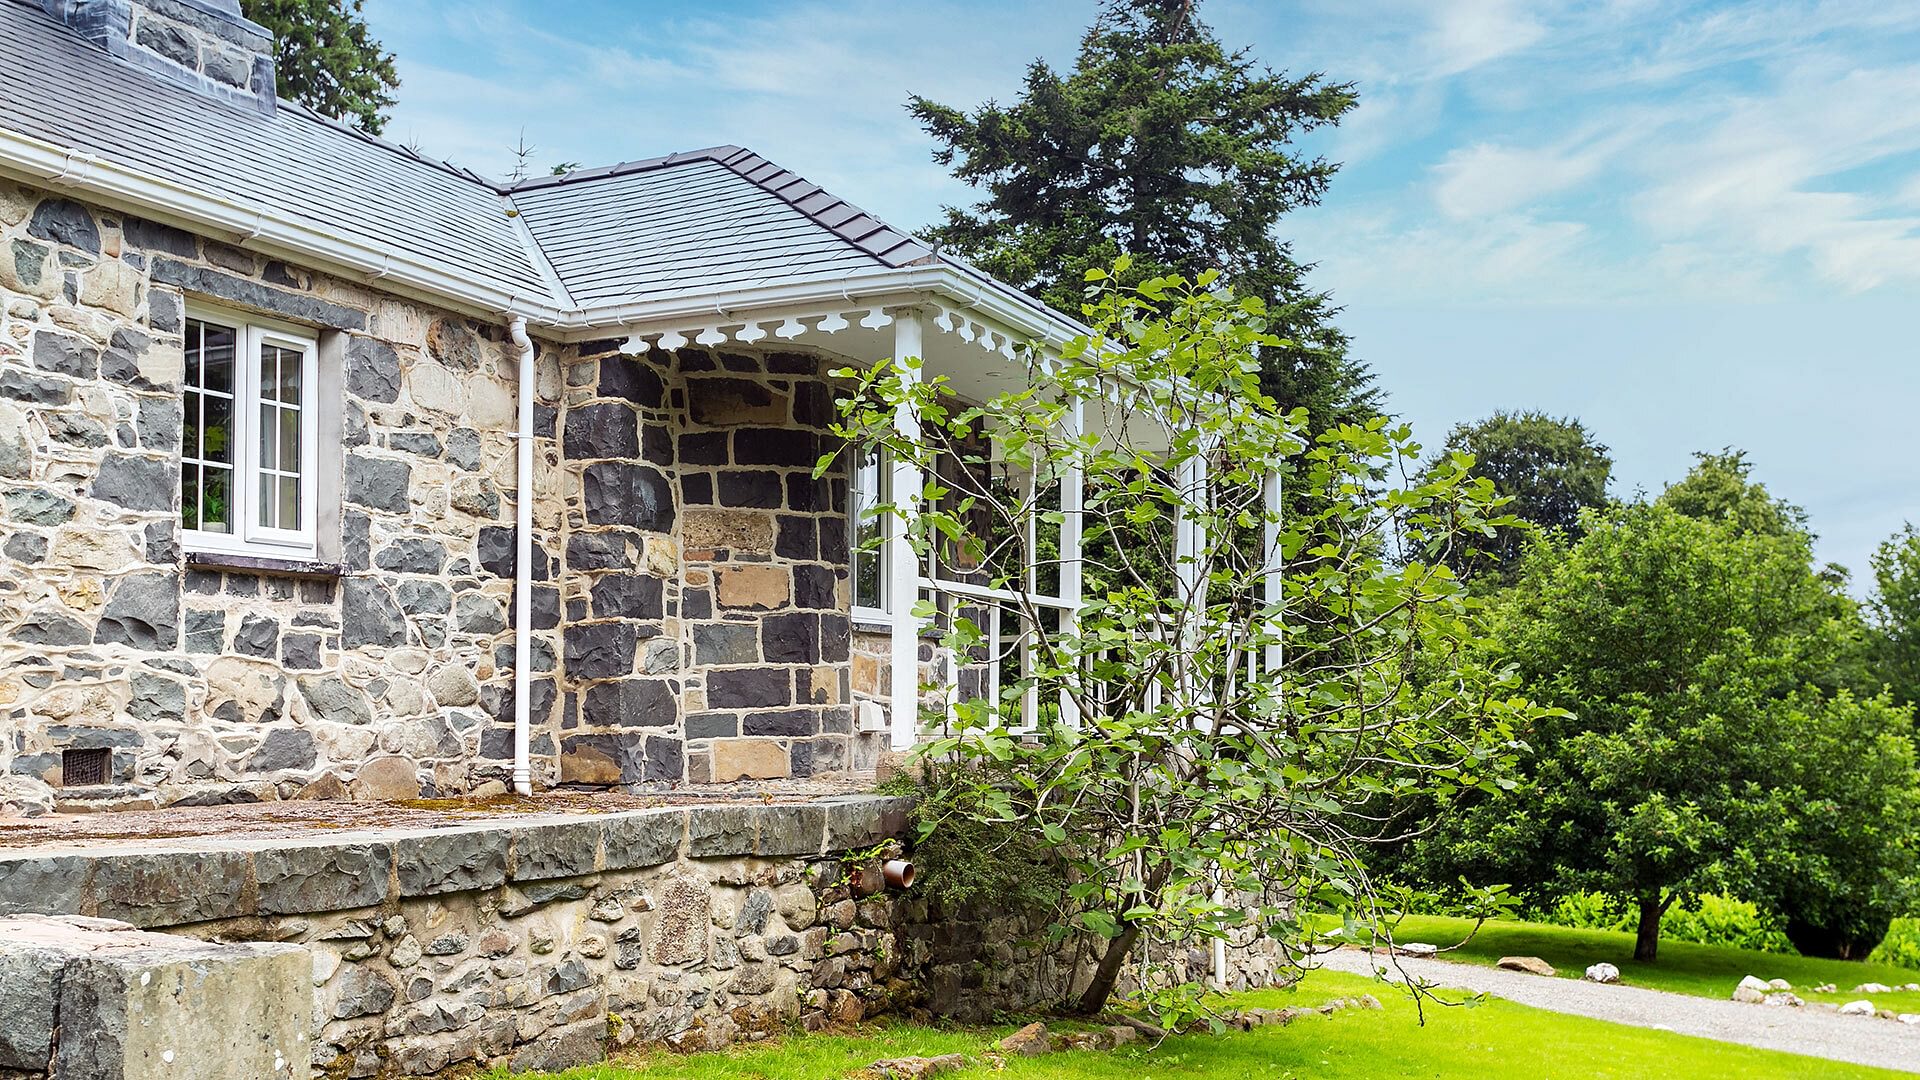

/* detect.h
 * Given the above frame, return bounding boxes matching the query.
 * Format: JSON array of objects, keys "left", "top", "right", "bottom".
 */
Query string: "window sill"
[{"left": 185, "top": 550, "right": 345, "bottom": 580}]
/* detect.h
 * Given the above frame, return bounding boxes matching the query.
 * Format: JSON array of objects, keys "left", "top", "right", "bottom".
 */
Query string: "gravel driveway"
[{"left": 1314, "top": 948, "right": 1920, "bottom": 1074}]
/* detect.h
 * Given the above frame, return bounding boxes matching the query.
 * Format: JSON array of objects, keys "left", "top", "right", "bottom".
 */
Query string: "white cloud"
[
  {"left": 1424, "top": 0, "right": 1548, "bottom": 77},
  {"left": 1431, "top": 138, "right": 1615, "bottom": 219}
]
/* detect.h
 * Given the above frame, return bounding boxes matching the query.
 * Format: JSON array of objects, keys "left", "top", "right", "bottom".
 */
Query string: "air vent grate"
[{"left": 61, "top": 747, "right": 110, "bottom": 787}]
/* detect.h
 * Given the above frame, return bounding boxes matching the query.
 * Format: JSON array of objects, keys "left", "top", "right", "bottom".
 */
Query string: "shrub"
[
  {"left": 1533, "top": 891, "right": 1794, "bottom": 954},
  {"left": 1870, "top": 918, "right": 1920, "bottom": 969}
]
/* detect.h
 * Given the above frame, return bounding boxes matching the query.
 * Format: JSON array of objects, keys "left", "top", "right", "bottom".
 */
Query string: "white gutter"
[{"left": 508, "top": 317, "right": 536, "bottom": 797}]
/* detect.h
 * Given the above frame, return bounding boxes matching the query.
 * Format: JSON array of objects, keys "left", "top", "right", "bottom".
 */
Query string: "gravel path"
[{"left": 1315, "top": 948, "right": 1920, "bottom": 1074}]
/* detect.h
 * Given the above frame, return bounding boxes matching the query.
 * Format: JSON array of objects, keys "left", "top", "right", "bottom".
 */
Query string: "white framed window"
[
  {"left": 180, "top": 305, "right": 319, "bottom": 559},
  {"left": 851, "top": 446, "right": 892, "bottom": 622}
]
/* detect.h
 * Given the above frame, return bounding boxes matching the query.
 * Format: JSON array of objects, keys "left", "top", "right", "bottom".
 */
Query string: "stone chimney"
[{"left": 40, "top": 0, "right": 277, "bottom": 115}]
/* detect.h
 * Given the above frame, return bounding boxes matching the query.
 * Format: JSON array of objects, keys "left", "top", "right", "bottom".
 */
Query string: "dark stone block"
[
  {"left": 717, "top": 470, "right": 782, "bottom": 508},
  {"left": 101, "top": 328, "right": 157, "bottom": 388},
  {"left": 776, "top": 516, "right": 817, "bottom": 561},
  {"left": 787, "top": 473, "right": 832, "bottom": 512},
  {"left": 95, "top": 571, "right": 179, "bottom": 649},
  {"left": 232, "top": 611, "right": 279, "bottom": 658},
  {"left": 387, "top": 431, "right": 442, "bottom": 458},
  {"left": 395, "top": 830, "right": 509, "bottom": 897},
  {"left": 643, "top": 423, "right": 672, "bottom": 465},
  {"left": 602, "top": 809, "right": 686, "bottom": 869},
  {"left": 0, "top": 370, "right": 70, "bottom": 406},
  {"left": 183, "top": 608, "right": 225, "bottom": 653},
  {"left": 395, "top": 580, "right": 451, "bottom": 615},
  {"left": 91, "top": 850, "right": 250, "bottom": 926},
  {"left": 679, "top": 431, "right": 728, "bottom": 466},
  {"left": 767, "top": 352, "right": 817, "bottom": 376},
  {"left": 734, "top": 428, "right": 822, "bottom": 468},
  {"left": 646, "top": 736, "right": 683, "bottom": 782},
  {"left": 342, "top": 510, "right": 371, "bottom": 570},
  {"left": 761, "top": 611, "right": 820, "bottom": 664},
  {"left": 564, "top": 622, "right": 638, "bottom": 681},
  {"left": 686, "top": 805, "right": 758, "bottom": 857},
  {"left": 589, "top": 573, "right": 664, "bottom": 620},
  {"left": 743, "top": 708, "right": 818, "bottom": 737},
  {"left": 91, "top": 453, "right": 173, "bottom": 511},
  {"left": 597, "top": 356, "right": 665, "bottom": 407},
  {"left": 3, "top": 533, "right": 47, "bottom": 564},
  {"left": 819, "top": 518, "right": 850, "bottom": 564},
  {"left": 682, "top": 588, "right": 711, "bottom": 620},
  {"left": 32, "top": 331, "right": 99, "bottom": 379},
  {"left": 566, "top": 531, "right": 631, "bottom": 571},
  {"left": 136, "top": 395, "right": 183, "bottom": 451},
  {"left": 376, "top": 536, "right": 447, "bottom": 575},
  {"left": 256, "top": 842, "right": 392, "bottom": 913},
  {"left": 345, "top": 454, "right": 411, "bottom": 513},
  {"left": 344, "top": 336, "right": 401, "bottom": 403},
  {"left": 455, "top": 593, "right": 508, "bottom": 634},
  {"left": 581, "top": 677, "right": 676, "bottom": 729},
  {"left": 582, "top": 461, "right": 673, "bottom": 532},
  {"left": 756, "top": 802, "right": 826, "bottom": 856},
  {"left": 707, "top": 667, "right": 789, "bottom": 709},
  {"left": 342, "top": 577, "right": 407, "bottom": 648},
  {"left": 281, "top": 632, "right": 323, "bottom": 669},
  {"left": 794, "top": 382, "right": 836, "bottom": 428},
  {"left": 151, "top": 258, "right": 367, "bottom": 330},
  {"left": 26, "top": 198, "right": 99, "bottom": 254},
  {"left": 511, "top": 821, "right": 603, "bottom": 882},
  {"left": 718, "top": 351, "right": 761, "bottom": 373},
  {"left": 563, "top": 401, "right": 639, "bottom": 460},
  {"left": 682, "top": 472, "right": 712, "bottom": 504},
  {"left": 820, "top": 613, "right": 851, "bottom": 663},
  {"left": 245, "top": 727, "right": 314, "bottom": 772},
  {"left": 692, "top": 622, "right": 758, "bottom": 666},
  {"left": 684, "top": 712, "right": 738, "bottom": 740},
  {"left": 122, "top": 216, "right": 199, "bottom": 258},
  {"left": 793, "top": 563, "right": 836, "bottom": 609},
  {"left": 558, "top": 732, "right": 645, "bottom": 785},
  {"left": 686, "top": 377, "right": 787, "bottom": 426}
]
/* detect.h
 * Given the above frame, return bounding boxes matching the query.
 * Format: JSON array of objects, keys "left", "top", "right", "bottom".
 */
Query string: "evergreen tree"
[
  {"left": 242, "top": 0, "right": 399, "bottom": 134},
  {"left": 908, "top": 0, "right": 1374, "bottom": 432}
]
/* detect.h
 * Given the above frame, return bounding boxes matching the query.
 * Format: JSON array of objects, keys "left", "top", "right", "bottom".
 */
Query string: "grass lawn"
[
  {"left": 1384, "top": 914, "right": 1920, "bottom": 1013},
  {"left": 494, "top": 969, "right": 1904, "bottom": 1080}
]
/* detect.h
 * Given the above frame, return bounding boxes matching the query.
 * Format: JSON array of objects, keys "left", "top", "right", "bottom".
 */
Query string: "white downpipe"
[{"left": 509, "top": 317, "right": 536, "bottom": 796}]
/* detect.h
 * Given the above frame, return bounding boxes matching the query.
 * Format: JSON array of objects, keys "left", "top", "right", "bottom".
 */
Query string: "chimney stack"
[{"left": 40, "top": 0, "right": 277, "bottom": 115}]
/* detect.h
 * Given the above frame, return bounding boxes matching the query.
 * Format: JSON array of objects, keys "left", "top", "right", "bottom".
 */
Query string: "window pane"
[
  {"left": 279, "top": 476, "right": 300, "bottom": 531},
  {"left": 201, "top": 465, "right": 231, "bottom": 533},
  {"left": 258, "top": 402, "right": 275, "bottom": 471},
  {"left": 270, "top": 345, "right": 301, "bottom": 403},
  {"left": 180, "top": 390, "right": 201, "bottom": 457},
  {"left": 201, "top": 324, "right": 235, "bottom": 394},
  {"left": 278, "top": 408, "right": 299, "bottom": 475},
  {"left": 180, "top": 462, "right": 199, "bottom": 531},
  {"left": 201, "top": 394, "right": 232, "bottom": 464},
  {"left": 258, "top": 471, "right": 274, "bottom": 530}
]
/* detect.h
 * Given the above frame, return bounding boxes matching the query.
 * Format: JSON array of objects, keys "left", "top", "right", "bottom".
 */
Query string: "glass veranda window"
[
  {"left": 851, "top": 447, "right": 891, "bottom": 618},
  {"left": 181, "top": 310, "right": 318, "bottom": 558}
]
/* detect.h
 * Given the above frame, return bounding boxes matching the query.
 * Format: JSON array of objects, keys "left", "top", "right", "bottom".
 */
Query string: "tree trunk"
[
  {"left": 1075, "top": 922, "right": 1144, "bottom": 1015},
  {"left": 1633, "top": 895, "right": 1663, "bottom": 962}
]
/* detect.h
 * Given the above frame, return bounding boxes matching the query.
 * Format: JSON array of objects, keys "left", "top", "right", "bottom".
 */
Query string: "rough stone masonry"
[
  {"left": 0, "top": 174, "right": 890, "bottom": 814},
  {"left": 0, "top": 794, "right": 1298, "bottom": 1078}
]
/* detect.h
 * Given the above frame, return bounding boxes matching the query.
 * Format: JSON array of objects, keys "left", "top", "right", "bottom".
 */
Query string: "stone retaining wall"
[{"left": 0, "top": 795, "right": 1288, "bottom": 1077}]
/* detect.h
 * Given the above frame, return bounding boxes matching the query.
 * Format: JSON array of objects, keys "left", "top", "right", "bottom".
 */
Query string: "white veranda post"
[
  {"left": 1058, "top": 397, "right": 1085, "bottom": 727},
  {"left": 888, "top": 309, "right": 926, "bottom": 750},
  {"left": 1262, "top": 466, "right": 1283, "bottom": 676}
]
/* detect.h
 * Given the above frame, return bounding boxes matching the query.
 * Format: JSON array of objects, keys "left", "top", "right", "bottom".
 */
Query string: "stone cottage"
[{"left": 0, "top": 0, "right": 1100, "bottom": 812}]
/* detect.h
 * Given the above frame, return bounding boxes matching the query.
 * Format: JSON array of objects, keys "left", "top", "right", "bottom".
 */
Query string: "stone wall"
[
  {"left": 0, "top": 177, "right": 566, "bottom": 812},
  {"left": 0, "top": 176, "right": 897, "bottom": 810},
  {"left": 547, "top": 342, "right": 880, "bottom": 788},
  {"left": 0, "top": 797, "right": 1289, "bottom": 1078}
]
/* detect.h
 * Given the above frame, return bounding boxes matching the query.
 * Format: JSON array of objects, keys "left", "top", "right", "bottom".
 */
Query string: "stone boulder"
[
  {"left": 1840, "top": 999, "right": 1877, "bottom": 1017},
  {"left": 995, "top": 1021, "right": 1053, "bottom": 1056},
  {"left": 1394, "top": 942, "right": 1438, "bottom": 958},
  {"left": 1583, "top": 962, "right": 1620, "bottom": 984},
  {"left": 1496, "top": 955, "right": 1555, "bottom": 977},
  {"left": 865, "top": 1054, "right": 971, "bottom": 1079}
]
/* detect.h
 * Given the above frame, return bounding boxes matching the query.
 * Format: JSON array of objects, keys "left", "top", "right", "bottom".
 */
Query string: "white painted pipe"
[{"left": 509, "top": 317, "right": 535, "bottom": 797}]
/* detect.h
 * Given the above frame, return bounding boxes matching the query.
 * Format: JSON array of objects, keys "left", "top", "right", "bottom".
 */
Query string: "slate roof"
[{"left": 0, "top": 0, "right": 945, "bottom": 317}]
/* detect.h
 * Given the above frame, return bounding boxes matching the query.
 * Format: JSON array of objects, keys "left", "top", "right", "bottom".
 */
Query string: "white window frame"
[
  {"left": 850, "top": 445, "right": 892, "bottom": 623},
  {"left": 181, "top": 303, "right": 320, "bottom": 560}
]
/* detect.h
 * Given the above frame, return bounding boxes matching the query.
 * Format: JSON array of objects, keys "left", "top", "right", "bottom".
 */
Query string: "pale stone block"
[
  {"left": 711, "top": 738, "right": 791, "bottom": 782},
  {"left": 79, "top": 259, "right": 141, "bottom": 316}
]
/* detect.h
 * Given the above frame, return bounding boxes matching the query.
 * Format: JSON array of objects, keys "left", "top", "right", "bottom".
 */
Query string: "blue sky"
[{"left": 363, "top": 0, "right": 1920, "bottom": 588}]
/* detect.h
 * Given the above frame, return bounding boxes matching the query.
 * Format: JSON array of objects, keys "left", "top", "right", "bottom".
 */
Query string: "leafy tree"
[
  {"left": 241, "top": 0, "right": 399, "bottom": 134},
  {"left": 1658, "top": 449, "right": 1806, "bottom": 540},
  {"left": 1403, "top": 471, "right": 1909, "bottom": 961},
  {"left": 1869, "top": 525, "right": 1920, "bottom": 715},
  {"left": 830, "top": 266, "right": 1545, "bottom": 1024},
  {"left": 908, "top": 0, "right": 1373, "bottom": 435},
  {"left": 1430, "top": 411, "right": 1612, "bottom": 582}
]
